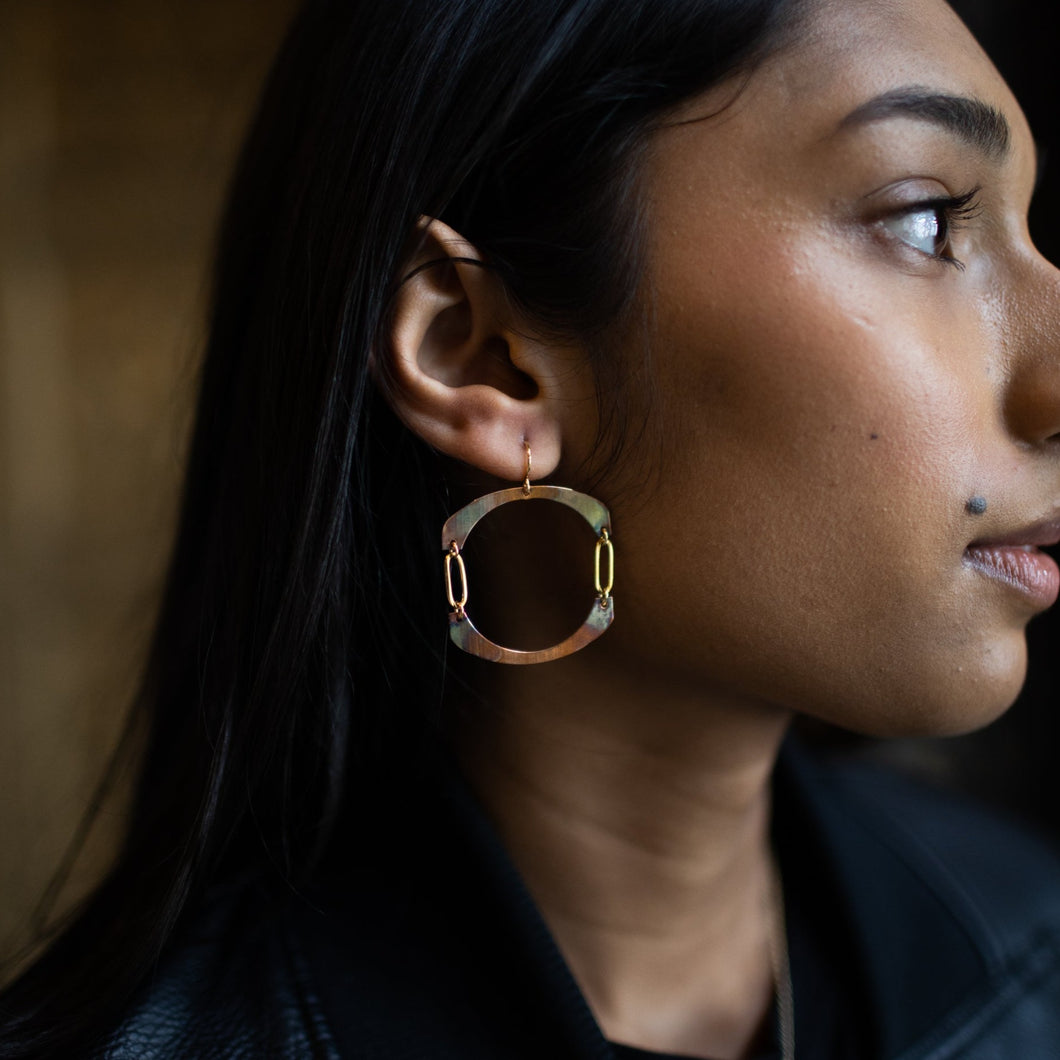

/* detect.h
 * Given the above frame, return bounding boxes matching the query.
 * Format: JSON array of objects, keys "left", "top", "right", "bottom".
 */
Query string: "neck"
[{"left": 451, "top": 658, "right": 791, "bottom": 1059}]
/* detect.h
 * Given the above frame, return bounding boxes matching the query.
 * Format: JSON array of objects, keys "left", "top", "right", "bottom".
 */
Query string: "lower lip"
[{"left": 964, "top": 546, "right": 1060, "bottom": 608}]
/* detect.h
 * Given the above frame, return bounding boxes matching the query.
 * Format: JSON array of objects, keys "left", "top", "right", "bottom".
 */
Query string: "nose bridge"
[{"left": 1003, "top": 249, "right": 1060, "bottom": 446}]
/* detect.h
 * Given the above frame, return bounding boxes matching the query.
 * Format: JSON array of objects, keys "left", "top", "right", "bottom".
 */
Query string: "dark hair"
[{"left": 0, "top": 0, "right": 806, "bottom": 1053}]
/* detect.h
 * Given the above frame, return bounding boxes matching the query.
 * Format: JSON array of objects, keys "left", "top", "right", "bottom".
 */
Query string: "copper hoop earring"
[{"left": 441, "top": 443, "right": 614, "bottom": 664}]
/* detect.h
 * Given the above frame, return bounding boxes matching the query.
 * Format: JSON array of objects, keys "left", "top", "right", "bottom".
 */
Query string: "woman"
[{"left": 4, "top": 0, "right": 1060, "bottom": 1056}]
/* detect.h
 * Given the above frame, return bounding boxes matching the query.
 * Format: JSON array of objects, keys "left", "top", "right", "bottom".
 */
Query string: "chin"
[{"left": 806, "top": 635, "right": 1030, "bottom": 741}]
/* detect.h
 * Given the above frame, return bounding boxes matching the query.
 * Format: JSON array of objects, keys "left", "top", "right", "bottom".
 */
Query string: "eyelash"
[{"left": 893, "top": 186, "right": 983, "bottom": 270}]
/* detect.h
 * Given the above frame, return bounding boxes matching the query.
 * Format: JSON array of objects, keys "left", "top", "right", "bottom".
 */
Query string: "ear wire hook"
[{"left": 522, "top": 441, "right": 532, "bottom": 496}]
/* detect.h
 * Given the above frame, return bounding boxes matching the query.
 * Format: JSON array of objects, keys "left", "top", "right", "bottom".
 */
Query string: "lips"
[{"left": 965, "top": 515, "right": 1060, "bottom": 608}]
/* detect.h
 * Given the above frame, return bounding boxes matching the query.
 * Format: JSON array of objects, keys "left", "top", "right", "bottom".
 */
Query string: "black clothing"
[
  {"left": 94, "top": 743, "right": 1060, "bottom": 1059},
  {"left": 609, "top": 1045, "right": 747, "bottom": 1060},
  {"left": 610, "top": 1031, "right": 780, "bottom": 1060}
]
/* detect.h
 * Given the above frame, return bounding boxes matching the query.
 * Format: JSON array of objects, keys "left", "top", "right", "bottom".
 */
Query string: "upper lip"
[{"left": 968, "top": 514, "right": 1060, "bottom": 551}]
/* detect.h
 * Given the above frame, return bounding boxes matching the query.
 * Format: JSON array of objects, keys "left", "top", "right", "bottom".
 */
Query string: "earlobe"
[{"left": 377, "top": 218, "right": 567, "bottom": 483}]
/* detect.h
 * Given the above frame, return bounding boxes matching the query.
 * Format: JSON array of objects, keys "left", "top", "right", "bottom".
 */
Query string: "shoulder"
[
  {"left": 782, "top": 743, "right": 1060, "bottom": 1059},
  {"left": 824, "top": 751, "right": 1060, "bottom": 955},
  {"left": 92, "top": 877, "right": 340, "bottom": 1060}
]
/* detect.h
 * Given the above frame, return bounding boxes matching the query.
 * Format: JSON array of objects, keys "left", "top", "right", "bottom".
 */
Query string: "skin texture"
[{"left": 383, "top": 0, "right": 1060, "bottom": 1055}]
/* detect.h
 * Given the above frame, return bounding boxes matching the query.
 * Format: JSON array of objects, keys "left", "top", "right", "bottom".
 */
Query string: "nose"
[{"left": 1003, "top": 253, "right": 1060, "bottom": 448}]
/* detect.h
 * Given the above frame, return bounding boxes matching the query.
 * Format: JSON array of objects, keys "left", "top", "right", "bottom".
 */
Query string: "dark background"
[{"left": 0, "top": 0, "right": 300, "bottom": 969}]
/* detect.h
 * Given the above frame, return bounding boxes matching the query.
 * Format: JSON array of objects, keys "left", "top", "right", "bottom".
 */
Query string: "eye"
[
  {"left": 881, "top": 188, "right": 982, "bottom": 269},
  {"left": 884, "top": 206, "right": 947, "bottom": 256}
]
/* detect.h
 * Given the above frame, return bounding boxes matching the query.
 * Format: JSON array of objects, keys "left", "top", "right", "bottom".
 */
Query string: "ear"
[{"left": 376, "top": 218, "right": 580, "bottom": 483}]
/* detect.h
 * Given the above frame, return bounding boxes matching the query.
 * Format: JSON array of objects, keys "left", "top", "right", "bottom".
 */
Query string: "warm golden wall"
[{"left": 0, "top": 0, "right": 298, "bottom": 962}]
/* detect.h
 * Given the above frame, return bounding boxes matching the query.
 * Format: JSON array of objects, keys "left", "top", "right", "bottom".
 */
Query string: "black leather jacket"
[{"left": 94, "top": 743, "right": 1060, "bottom": 1059}]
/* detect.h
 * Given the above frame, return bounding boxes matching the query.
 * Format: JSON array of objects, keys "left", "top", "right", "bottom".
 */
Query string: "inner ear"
[
  {"left": 417, "top": 260, "right": 538, "bottom": 399},
  {"left": 463, "top": 334, "right": 539, "bottom": 400}
]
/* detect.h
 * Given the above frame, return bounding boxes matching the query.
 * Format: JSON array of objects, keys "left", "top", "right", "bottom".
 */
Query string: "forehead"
[
  {"left": 661, "top": 0, "right": 1030, "bottom": 166},
  {"left": 774, "top": 0, "right": 1002, "bottom": 101}
]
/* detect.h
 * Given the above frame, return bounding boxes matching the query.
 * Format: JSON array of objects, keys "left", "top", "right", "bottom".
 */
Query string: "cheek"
[{"left": 607, "top": 244, "right": 1027, "bottom": 736}]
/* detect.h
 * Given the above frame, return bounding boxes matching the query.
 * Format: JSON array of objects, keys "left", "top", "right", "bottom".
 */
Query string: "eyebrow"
[{"left": 840, "top": 87, "right": 1011, "bottom": 161}]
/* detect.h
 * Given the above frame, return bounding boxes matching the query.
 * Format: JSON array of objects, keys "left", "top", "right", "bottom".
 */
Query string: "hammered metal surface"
[
  {"left": 440, "top": 485, "right": 613, "bottom": 664},
  {"left": 441, "top": 485, "right": 610, "bottom": 550}
]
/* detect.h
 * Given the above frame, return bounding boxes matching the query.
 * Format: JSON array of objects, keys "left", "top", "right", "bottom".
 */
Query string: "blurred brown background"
[
  {"left": 0, "top": 0, "right": 1057, "bottom": 971},
  {"left": 0, "top": 0, "right": 297, "bottom": 963}
]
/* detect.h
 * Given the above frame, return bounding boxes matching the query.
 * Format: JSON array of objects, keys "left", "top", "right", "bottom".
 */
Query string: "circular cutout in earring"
[{"left": 441, "top": 444, "right": 614, "bottom": 664}]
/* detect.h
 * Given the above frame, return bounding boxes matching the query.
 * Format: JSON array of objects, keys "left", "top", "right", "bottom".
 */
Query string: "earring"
[{"left": 441, "top": 443, "right": 614, "bottom": 664}]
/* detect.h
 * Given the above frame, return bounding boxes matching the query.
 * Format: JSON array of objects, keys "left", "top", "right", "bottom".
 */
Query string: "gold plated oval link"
[
  {"left": 594, "top": 527, "right": 614, "bottom": 604},
  {"left": 444, "top": 541, "right": 468, "bottom": 617}
]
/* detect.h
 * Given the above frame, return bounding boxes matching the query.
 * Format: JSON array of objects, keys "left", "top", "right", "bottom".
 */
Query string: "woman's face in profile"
[{"left": 598, "top": 0, "right": 1060, "bottom": 736}]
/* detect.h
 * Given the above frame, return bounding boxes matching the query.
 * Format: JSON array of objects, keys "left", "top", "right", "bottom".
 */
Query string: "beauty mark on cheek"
[{"left": 965, "top": 496, "right": 988, "bottom": 516}]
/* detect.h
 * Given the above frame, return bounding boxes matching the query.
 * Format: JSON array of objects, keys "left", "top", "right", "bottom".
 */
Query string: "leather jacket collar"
[{"left": 99, "top": 739, "right": 1060, "bottom": 1059}]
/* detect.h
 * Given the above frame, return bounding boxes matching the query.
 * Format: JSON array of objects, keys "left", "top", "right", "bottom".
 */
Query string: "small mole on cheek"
[
  {"left": 965, "top": 496, "right": 988, "bottom": 516},
  {"left": 870, "top": 433, "right": 879, "bottom": 441}
]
